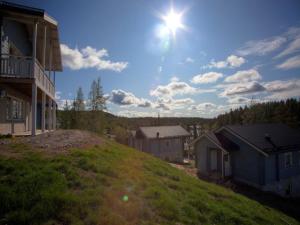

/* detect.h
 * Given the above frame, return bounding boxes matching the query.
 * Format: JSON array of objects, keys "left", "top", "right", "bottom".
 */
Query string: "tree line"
[
  {"left": 210, "top": 98, "right": 300, "bottom": 129},
  {"left": 58, "top": 77, "right": 107, "bottom": 134}
]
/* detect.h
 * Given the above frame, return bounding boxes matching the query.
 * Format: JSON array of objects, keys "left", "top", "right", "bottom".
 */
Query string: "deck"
[{"left": 0, "top": 54, "right": 55, "bottom": 98}]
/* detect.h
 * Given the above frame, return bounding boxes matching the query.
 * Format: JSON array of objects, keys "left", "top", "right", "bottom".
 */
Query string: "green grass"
[{"left": 0, "top": 140, "right": 299, "bottom": 225}]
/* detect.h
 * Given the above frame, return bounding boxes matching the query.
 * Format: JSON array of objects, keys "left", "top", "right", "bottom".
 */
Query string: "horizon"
[{"left": 8, "top": 0, "right": 300, "bottom": 118}]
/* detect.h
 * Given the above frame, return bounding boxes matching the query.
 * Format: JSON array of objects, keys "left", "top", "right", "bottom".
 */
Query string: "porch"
[{"left": 0, "top": 54, "right": 55, "bottom": 99}]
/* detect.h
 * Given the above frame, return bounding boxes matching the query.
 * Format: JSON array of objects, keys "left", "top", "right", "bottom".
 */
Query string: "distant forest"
[
  {"left": 211, "top": 98, "right": 300, "bottom": 129},
  {"left": 58, "top": 98, "right": 300, "bottom": 143}
]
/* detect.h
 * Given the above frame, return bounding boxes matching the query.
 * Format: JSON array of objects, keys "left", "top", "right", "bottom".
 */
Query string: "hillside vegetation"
[{"left": 0, "top": 134, "right": 299, "bottom": 225}]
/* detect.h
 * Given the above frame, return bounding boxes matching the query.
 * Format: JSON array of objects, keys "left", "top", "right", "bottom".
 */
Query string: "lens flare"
[{"left": 162, "top": 8, "right": 184, "bottom": 35}]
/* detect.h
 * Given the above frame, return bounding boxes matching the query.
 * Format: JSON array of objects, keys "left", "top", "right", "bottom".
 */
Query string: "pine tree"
[
  {"left": 74, "top": 87, "right": 85, "bottom": 111},
  {"left": 89, "top": 77, "right": 106, "bottom": 111}
]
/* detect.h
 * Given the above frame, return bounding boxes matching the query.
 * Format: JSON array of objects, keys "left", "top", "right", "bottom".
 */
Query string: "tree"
[
  {"left": 89, "top": 77, "right": 106, "bottom": 111},
  {"left": 88, "top": 77, "right": 106, "bottom": 133},
  {"left": 74, "top": 87, "right": 85, "bottom": 111}
]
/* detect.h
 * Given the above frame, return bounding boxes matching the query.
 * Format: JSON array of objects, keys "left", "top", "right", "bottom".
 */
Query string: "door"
[
  {"left": 224, "top": 154, "right": 232, "bottom": 176},
  {"left": 210, "top": 149, "right": 218, "bottom": 171}
]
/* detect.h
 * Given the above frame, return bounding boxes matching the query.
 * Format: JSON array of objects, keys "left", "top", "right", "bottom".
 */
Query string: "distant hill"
[
  {"left": 0, "top": 132, "right": 299, "bottom": 225},
  {"left": 210, "top": 98, "right": 300, "bottom": 129}
]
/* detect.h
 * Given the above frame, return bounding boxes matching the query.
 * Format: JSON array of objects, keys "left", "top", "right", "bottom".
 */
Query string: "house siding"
[
  {"left": 194, "top": 137, "right": 223, "bottom": 175},
  {"left": 220, "top": 130, "right": 265, "bottom": 187},
  {"left": 129, "top": 137, "right": 184, "bottom": 163},
  {"left": 0, "top": 84, "right": 31, "bottom": 134}
]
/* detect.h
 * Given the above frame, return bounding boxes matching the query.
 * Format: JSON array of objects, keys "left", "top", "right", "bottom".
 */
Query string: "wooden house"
[
  {"left": 0, "top": 1, "right": 62, "bottom": 135},
  {"left": 129, "top": 125, "right": 190, "bottom": 162}
]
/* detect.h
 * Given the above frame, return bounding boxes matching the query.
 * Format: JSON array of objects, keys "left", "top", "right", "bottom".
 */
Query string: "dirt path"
[
  {"left": 169, "top": 163, "right": 198, "bottom": 178},
  {"left": 0, "top": 130, "right": 103, "bottom": 153}
]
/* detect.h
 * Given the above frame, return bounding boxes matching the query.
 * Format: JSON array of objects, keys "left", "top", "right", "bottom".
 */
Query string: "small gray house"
[
  {"left": 128, "top": 125, "right": 190, "bottom": 162},
  {"left": 193, "top": 123, "right": 300, "bottom": 197},
  {"left": 0, "top": 1, "right": 62, "bottom": 136}
]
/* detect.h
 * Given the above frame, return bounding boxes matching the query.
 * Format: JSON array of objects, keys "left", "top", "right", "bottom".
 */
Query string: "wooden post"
[
  {"left": 31, "top": 21, "right": 38, "bottom": 136},
  {"left": 0, "top": 16, "right": 2, "bottom": 74},
  {"left": 31, "top": 83, "right": 37, "bottom": 136},
  {"left": 42, "top": 25, "right": 47, "bottom": 69},
  {"left": 48, "top": 41, "right": 52, "bottom": 78},
  {"left": 48, "top": 98, "right": 52, "bottom": 130},
  {"left": 52, "top": 102, "right": 56, "bottom": 130},
  {"left": 32, "top": 21, "right": 38, "bottom": 78},
  {"left": 41, "top": 92, "right": 46, "bottom": 132}
]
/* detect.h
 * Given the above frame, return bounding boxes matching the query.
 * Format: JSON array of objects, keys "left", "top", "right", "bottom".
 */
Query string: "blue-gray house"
[{"left": 193, "top": 123, "right": 300, "bottom": 197}]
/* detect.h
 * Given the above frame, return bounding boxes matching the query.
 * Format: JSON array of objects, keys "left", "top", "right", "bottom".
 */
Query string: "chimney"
[{"left": 156, "top": 132, "right": 159, "bottom": 138}]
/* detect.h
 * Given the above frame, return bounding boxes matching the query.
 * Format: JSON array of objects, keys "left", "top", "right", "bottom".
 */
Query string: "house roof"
[
  {"left": 0, "top": 1, "right": 62, "bottom": 71},
  {"left": 223, "top": 123, "right": 300, "bottom": 154},
  {"left": 139, "top": 125, "right": 190, "bottom": 139}
]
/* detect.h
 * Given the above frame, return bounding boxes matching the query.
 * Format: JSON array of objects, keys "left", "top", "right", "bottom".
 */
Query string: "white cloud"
[
  {"left": 60, "top": 44, "right": 128, "bottom": 72},
  {"left": 55, "top": 91, "right": 62, "bottom": 100},
  {"left": 236, "top": 36, "right": 286, "bottom": 56},
  {"left": 116, "top": 110, "right": 157, "bottom": 118},
  {"left": 170, "top": 76, "right": 179, "bottom": 82},
  {"left": 276, "top": 55, "right": 300, "bottom": 70},
  {"left": 276, "top": 37, "right": 300, "bottom": 58},
  {"left": 185, "top": 57, "right": 195, "bottom": 63},
  {"left": 57, "top": 99, "right": 74, "bottom": 110},
  {"left": 150, "top": 80, "right": 215, "bottom": 97},
  {"left": 191, "top": 72, "right": 223, "bottom": 84},
  {"left": 264, "top": 79, "right": 300, "bottom": 99},
  {"left": 225, "top": 69, "right": 261, "bottom": 83},
  {"left": 150, "top": 81, "right": 195, "bottom": 97},
  {"left": 110, "top": 89, "right": 153, "bottom": 107},
  {"left": 227, "top": 96, "right": 251, "bottom": 105},
  {"left": 205, "top": 55, "right": 245, "bottom": 69},
  {"left": 227, "top": 55, "right": 246, "bottom": 67},
  {"left": 221, "top": 82, "right": 266, "bottom": 96},
  {"left": 189, "top": 102, "right": 217, "bottom": 111},
  {"left": 156, "top": 97, "right": 195, "bottom": 111}
]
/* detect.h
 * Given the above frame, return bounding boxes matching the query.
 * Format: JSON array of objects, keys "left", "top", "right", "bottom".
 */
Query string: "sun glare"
[{"left": 161, "top": 8, "right": 184, "bottom": 36}]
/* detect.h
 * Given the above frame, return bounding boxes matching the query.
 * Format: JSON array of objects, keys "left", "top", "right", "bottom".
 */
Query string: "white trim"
[{"left": 219, "top": 127, "right": 269, "bottom": 157}]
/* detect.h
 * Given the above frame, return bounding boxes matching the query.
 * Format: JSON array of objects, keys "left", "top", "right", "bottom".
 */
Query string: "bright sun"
[{"left": 162, "top": 8, "right": 184, "bottom": 35}]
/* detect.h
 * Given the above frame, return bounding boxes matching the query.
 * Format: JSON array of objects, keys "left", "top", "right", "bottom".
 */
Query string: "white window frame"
[
  {"left": 284, "top": 152, "right": 293, "bottom": 168},
  {"left": 6, "top": 97, "right": 24, "bottom": 121}
]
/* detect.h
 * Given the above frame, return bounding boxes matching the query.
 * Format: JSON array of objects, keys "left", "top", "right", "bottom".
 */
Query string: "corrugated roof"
[
  {"left": 139, "top": 125, "right": 190, "bottom": 139},
  {"left": 224, "top": 123, "right": 300, "bottom": 153}
]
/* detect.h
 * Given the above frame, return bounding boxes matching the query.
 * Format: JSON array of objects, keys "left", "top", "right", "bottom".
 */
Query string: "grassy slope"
[{"left": 0, "top": 140, "right": 299, "bottom": 225}]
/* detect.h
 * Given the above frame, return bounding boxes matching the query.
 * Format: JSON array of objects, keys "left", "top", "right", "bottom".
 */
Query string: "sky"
[{"left": 11, "top": 0, "right": 300, "bottom": 117}]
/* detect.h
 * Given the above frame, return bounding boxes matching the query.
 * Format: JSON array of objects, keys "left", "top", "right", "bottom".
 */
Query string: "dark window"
[
  {"left": 6, "top": 98, "right": 24, "bottom": 120},
  {"left": 284, "top": 152, "right": 293, "bottom": 168},
  {"left": 224, "top": 154, "right": 229, "bottom": 162}
]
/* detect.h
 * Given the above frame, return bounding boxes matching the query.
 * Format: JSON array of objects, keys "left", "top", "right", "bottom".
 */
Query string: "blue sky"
[{"left": 12, "top": 0, "right": 300, "bottom": 117}]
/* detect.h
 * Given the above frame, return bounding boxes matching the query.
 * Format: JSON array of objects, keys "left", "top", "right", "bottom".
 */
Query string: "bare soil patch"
[{"left": 0, "top": 130, "right": 103, "bottom": 153}]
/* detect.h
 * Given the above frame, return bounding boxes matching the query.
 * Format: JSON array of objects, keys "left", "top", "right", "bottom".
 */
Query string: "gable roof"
[
  {"left": 222, "top": 123, "right": 300, "bottom": 154},
  {"left": 139, "top": 125, "right": 190, "bottom": 139}
]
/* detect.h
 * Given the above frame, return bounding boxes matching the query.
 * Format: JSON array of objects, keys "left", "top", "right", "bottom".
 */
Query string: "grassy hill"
[{"left": 0, "top": 135, "right": 299, "bottom": 225}]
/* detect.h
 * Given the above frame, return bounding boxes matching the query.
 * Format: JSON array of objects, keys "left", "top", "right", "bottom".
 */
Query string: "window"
[
  {"left": 284, "top": 152, "right": 293, "bottom": 168},
  {"left": 6, "top": 98, "right": 24, "bottom": 120},
  {"left": 224, "top": 154, "right": 229, "bottom": 162}
]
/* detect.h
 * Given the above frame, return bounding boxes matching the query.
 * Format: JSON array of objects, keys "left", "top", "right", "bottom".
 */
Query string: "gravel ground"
[{"left": 0, "top": 130, "right": 103, "bottom": 153}]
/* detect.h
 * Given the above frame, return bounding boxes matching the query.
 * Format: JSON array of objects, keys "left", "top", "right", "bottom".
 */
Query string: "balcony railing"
[{"left": 0, "top": 54, "right": 55, "bottom": 97}]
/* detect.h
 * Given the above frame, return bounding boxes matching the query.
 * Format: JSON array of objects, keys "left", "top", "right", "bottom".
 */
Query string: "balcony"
[{"left": 0, "top": 54, "right": 55, "bottom": 98}]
